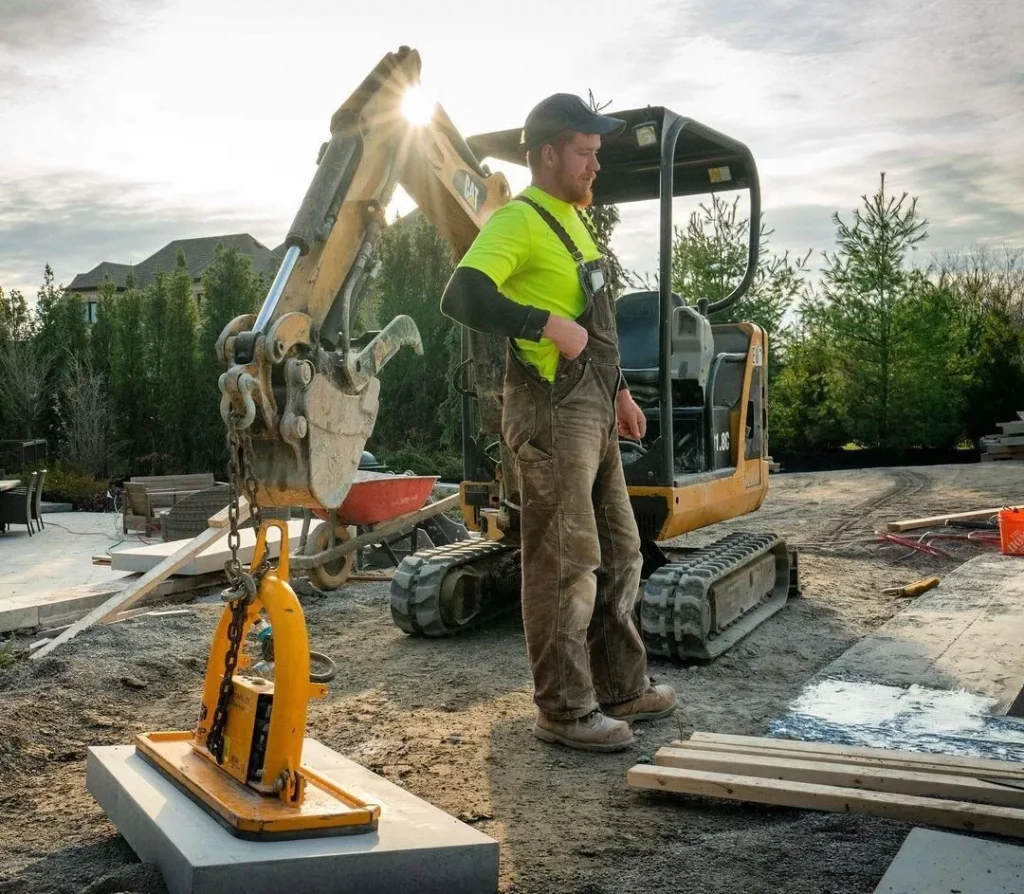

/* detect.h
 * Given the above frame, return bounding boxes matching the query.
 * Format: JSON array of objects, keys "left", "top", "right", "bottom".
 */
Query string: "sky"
[{"left": 1, "top": 0, "right": 1022, "bottom": 300}]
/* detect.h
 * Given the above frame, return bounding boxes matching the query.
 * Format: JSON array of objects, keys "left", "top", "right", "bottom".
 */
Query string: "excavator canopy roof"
[{"left": 465, "top": 106, "right": 756, "bottom": 207}]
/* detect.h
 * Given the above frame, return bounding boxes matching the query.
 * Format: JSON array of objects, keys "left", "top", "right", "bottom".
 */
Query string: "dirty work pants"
[{"left": 503, "top": 353, "right": 650, "bottom": 721}]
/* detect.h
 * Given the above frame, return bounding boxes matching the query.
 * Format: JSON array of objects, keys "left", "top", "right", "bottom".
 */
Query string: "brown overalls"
[{"left": 501, "top": 196, "right": 650, "bottom": 722}]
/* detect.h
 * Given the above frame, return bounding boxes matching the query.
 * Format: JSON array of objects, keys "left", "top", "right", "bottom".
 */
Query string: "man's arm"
[{"left": 440, "top": 267, "right": 549, "bottom": 341}]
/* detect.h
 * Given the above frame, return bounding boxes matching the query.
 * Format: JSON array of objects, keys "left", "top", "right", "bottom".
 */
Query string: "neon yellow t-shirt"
[{"left": 456, "top": 184, "right": 601, "bottom": 382}]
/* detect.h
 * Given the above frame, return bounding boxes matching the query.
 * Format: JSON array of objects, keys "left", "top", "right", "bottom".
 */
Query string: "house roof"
[{"left": 69, "top": 233, "right": 283, "bottom": 291}]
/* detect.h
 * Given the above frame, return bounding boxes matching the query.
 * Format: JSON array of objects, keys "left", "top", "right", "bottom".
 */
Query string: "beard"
[{"left": 555, "top": 164, "right": 594, "bottom": 207}]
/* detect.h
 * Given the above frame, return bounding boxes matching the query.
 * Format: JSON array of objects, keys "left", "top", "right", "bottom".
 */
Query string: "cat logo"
[{"left": 453, "top": 170, "right": 486, "bottom": 213}]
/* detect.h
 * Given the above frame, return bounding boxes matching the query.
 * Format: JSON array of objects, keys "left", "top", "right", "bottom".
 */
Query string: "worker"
[{"left": 439, "top": 92, "right": 677, "bottom": 752}]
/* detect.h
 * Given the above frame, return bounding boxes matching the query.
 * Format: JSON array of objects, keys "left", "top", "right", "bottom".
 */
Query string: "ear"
[{"left": 541, "top": 143, "right": 558, "bottom": 168}]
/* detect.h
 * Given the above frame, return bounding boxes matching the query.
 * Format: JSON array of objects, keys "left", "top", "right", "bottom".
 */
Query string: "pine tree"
[
  {"left": 33, "top": 264, "right": 90, "bottom": 448},
  {"left": 368, "top": 211, "right": 460, "bottom": 460},
  {"left": 107, "top": 271, "right": 149, "bottom": 471},
  {"left": 807, "top": 173, "right": 940, "bottom": 449},
  {"left": 669, "top": 194, "right": 810, "bottom": 383},
  {"left": 161, "top": 250, "right": 201, "bottom": 470},
  {"left": 196, "top": 244, "right": 265, "bottom": 471}
]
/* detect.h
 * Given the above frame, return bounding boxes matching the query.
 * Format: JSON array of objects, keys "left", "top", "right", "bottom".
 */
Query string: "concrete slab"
[
  {"left": 814, "top": 553, "right": 1024, "bottom": 711},
  {"left": 87, "top": 739, "right": 500, "bottom": 894},
  {"left": 873, "top": 828, "right": 1024, "bottom": 893},
  {"left": 0, "top": 572, "right": 226, "bottom": 634},
  {"left": 766, "top": 553, "right": 1024, "bottom": 760},
  {"left": 108, "top": 519, "right": 306, "bottom": 576},
  {"left": 1, "top": 511, "right": 135, "bottom": 606}
]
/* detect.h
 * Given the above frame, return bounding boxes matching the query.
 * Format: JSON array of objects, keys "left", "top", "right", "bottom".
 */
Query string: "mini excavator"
[{"left": 133, "top": 46, "right": 797, "bottom": 837}]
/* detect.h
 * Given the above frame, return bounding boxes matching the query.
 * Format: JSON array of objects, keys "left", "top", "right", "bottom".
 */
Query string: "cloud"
[
  {"left": 0, "top": 0, "right": 161, "bottom": 51},
  {"left": 0, "top": 172, "right": 284, "bottom": 295}
]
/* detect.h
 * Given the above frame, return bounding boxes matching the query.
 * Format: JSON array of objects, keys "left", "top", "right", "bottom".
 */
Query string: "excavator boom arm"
[{"left": 216, "top": 46, "right": 510, "bottom": 512}]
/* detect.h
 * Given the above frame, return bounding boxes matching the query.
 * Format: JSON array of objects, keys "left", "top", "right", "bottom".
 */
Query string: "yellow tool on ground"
[
  {"left": 883, "top": 576, "right": 940, "bottom": 598},
  {"left": 134, "top": 520, "right": 380, "bottom": 840}
]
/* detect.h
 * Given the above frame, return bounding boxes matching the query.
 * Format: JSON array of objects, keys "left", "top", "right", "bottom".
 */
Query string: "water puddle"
[{"left": 768, "top": 677, "right": 1024, "bottom": 761}]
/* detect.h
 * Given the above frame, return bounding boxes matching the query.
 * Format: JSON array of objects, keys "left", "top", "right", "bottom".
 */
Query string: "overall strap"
[{"left": 514, "top": 195, "right": 587, "bottom": 264}]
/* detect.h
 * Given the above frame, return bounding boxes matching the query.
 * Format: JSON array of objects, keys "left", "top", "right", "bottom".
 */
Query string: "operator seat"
[{"left": 615, "top": 290, "right": 682, "bottom": 385}]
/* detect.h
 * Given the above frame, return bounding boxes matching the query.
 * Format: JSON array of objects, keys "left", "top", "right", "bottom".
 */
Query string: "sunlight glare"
[{"left": 401, "top": 85, "right": 435, "bottom": 125}]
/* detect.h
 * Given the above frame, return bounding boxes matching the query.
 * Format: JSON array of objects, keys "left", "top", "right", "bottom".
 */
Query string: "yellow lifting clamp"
[{"left": 134, "top": 519, "right": 380, "bottom": 840}]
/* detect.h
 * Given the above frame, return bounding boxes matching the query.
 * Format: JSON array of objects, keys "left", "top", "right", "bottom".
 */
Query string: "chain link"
[{"left": 206, "top": 415, "right": 262, "bottom": 765}]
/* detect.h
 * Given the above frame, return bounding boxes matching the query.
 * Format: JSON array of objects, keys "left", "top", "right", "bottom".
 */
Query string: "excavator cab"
[
  {"left": 448, "top": 108, "right": 797, "bottom": 661},
  {"left": 468, "top": 107, "right": 767, "bottom": 539}
]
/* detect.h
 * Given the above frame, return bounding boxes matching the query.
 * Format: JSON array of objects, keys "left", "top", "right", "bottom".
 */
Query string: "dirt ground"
[{"left": 1, "top": 461, "right": 1023, "bottom": 894}]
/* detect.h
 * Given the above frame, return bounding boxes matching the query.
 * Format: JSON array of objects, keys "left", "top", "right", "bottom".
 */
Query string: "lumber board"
[
  {"left": 627, "top": 764, "right": 1024, "bottom": 839},
  {"left": 207, "top": 495, "right": 249, "bottom": 528},
  {"left": 886, "top": 506, "right": 1022, "bottom": 533},
  {"left": 682, "top": 733, "right": 1024, "bottom": 779},
  {"left": 31, "top": 503, "right": 250, "bottom": 661},
  {"left": 668, "top": 739, "right": 1024, "bottom": 782},
  {"left": 654, "top": 747, "right": 1024, "bottom": 808}
]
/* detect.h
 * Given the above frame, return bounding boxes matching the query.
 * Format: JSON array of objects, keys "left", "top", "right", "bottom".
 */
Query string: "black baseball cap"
[{"left": 521, "top": 93, "right": 626, "bottom": 150}]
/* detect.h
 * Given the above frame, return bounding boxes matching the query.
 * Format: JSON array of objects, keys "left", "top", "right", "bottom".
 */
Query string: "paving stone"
[{"left": 87, "top": 739, "right": 500, "bottom": 894}]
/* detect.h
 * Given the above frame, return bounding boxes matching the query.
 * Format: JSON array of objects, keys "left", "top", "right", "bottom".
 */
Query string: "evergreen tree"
[
  {"left": 90, "top": 279, "right": 118, "bottom": 379},
  {"left": 0, "top": 286, "right": 34, "bottom": 344},
  {"left": 107, "top": 272, "right": 149, "bottom": 471},
  {"left": 196, "top": 244, "right": 265, "bottom": 471},
  {"left": 669, "top": 194, "right": 810, "bottom": 383},
  {"left": 161, "top": 250, "right": 201, "bottom": 470},
  {"left": 368, "top": 211, "right": 460, "bottom": 456},
  {"left": 769, "top": 320, "right": 849, "bottom": 451},
  {"left": 33, "top": 264, "right": 90, "bottom": 447},
  {"left": 807, "top": 173, "right": 942, "bottom": 449}
]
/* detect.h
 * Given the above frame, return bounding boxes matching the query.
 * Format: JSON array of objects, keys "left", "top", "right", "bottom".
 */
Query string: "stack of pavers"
[{"left": 980, "top": 412, "right": 1024, "bottom": 462}]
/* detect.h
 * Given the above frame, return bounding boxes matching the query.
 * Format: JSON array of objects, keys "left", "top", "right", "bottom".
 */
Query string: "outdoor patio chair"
[
  {"left": 0, "top": 471, "right": 37, "bottom": 536},
  {"left": 29, "top": 467, "right": 46, "bottom": 531}
]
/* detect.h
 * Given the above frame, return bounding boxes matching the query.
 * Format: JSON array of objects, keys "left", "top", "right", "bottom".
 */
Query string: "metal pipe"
[
  {"left": 704, "top": 352, "right": 746, "bottom": 471},
  {"left": 706, "top": 146, "right": 761, "bottom": 315},
  {"left": 659, "top": 114, "right": 686, "bottom": 485},
  {"left": 254, "top": 244, "right": 301, "bottom": 333}
]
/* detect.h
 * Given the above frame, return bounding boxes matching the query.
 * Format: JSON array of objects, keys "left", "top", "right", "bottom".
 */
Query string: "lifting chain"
[{"left": 205, "top": 416, "right": 266, "bottom": 765}]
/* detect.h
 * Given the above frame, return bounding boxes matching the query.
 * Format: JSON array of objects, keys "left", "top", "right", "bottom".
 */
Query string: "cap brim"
[{"left": 575, "top": 113, "right": 627, "bottom": 137}]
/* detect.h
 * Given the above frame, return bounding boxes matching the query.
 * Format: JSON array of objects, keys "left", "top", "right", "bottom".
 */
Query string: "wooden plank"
[
  {"left": 626, "top": 764, "right": 1024, "bottom": 839},
  {"left": 654, "top": 747, "right": 1024, "bottom": 808},
  {"left": 208, "top": 495, "right": 249, "bottom": 528},
  {"left": 668, "top": 739, "right": 1024, "bottom": 782},
  {"left": 31, "top": 502, "right": 250, "bottom": 660},
  {"left": 886, "top": 506, "right": 1022, "bottom": 533},
  {"left": 999, "top": 421, "right": 1024, "bottom": 435},
  {"left": 683, "top": 732, "right": 1024, "bottom": 779}
]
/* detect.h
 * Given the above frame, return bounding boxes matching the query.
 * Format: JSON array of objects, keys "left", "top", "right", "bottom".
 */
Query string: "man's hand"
[
  {"left": 542, "top": 313, "right": 588, "bottom": 360},
  {"left": 616, "top": 388, "right": 647, "bottom": 440}
]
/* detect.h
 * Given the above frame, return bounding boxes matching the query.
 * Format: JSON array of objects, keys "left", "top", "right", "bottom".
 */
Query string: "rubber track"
[
  {"left": 641, "top": 531, "right": 788, "bottom": 662},
  {"left": 389, "top": 538, "right": 513, "bottom": 637}
]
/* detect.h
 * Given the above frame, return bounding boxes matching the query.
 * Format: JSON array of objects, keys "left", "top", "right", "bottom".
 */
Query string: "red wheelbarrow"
[{"left": 291, "top": 473, "right": 462, "bottom": 589}]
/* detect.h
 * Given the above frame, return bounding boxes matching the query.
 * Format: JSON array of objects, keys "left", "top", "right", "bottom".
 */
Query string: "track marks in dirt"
[{"left": 821, "top": 468, "right": 931, "bottom": 542}]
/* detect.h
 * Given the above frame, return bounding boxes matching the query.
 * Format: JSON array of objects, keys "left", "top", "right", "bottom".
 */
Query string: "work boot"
[
  {"left": 601, "top": 680, "right": 678, "bottom": 723},
  {"left": 533, "top": 709, "right": 635, "bottom": 752}
]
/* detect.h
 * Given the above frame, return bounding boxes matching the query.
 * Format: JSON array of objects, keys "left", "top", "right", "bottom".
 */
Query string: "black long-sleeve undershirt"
[
  {"left": 439, "top": 266, "right": 628, "bottom": 393},
  {"left": 439, "top": 267, "right": 550, "bottom": 341}
]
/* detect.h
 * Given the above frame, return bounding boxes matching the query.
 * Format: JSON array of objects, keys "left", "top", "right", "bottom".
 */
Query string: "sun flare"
[{"left": 401, "top": 85, "right": 435, "bottom": 125}]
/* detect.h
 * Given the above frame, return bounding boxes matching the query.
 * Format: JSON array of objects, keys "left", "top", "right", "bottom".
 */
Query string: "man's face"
[{"left": 552, "top": 132, "right": 602, "bottom": 207}]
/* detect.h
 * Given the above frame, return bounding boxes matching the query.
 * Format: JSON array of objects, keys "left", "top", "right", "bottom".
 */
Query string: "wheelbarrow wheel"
[{"left": 305, "top": 521, "right": 356, "bottom": 590}]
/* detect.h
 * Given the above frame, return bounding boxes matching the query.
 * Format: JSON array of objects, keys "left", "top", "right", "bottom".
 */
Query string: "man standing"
[{"left": 439, "top": 93, "right": 677, "bottom": 752}]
